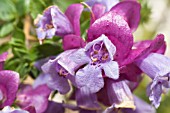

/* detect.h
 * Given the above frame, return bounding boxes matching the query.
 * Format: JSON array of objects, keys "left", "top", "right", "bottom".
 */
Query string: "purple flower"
[
  {"left": 135, "top": 53, "right": 170, "bottom": 108},
  {"left": 41, "top": 50, "right": 80, "bottom": 94},
  {"left": 0, "top": 53, "right": 19, "bottom": 108},
  {"left": 0, "top": 106, "right": 29, "bottom": 113},
  {"left": 85, "top": 0, "right": 119, "bottom": 12},
  {"left": 16, "top": 84, "right": 51, "bottom": 113},
  {"left": 69, "top": 34, "right": 119, "bottom": 93},
  {"left": 35, "top": 4, "right": 84, "bottom": 40},
  {"left": 122, "top": 96, "right": 156, "bottom": 113},
  {"left": 44, "top": 101, "right": 65, "bottom": 113}
]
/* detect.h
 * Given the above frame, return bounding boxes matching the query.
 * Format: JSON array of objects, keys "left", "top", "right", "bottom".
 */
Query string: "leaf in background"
[
  {"left": 0, "top": 23, "right": 14, "bottom": 38},
  {"left": 139, "top": 0, "right": 151, "bottom": 24},
  {"left": 0, "top": 43, "right": 10, "bottom": 54},
  {"left": 29, "top": 0, "right": 54, "bottom": 19},
  {"left": 0, "top": 0, "right": 17, "bottom": 21},
  {"left": 14, "top": 0, "right": 31, "bottom": 17}
]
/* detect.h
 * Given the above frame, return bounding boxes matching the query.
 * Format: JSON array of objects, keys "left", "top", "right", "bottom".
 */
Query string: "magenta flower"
[{"left": 0, "top": 53, "right": 19, "bottom": 108}]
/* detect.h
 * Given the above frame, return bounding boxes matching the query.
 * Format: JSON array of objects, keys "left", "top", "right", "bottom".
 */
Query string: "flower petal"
[
  {"left": 106, "top": 79, "right": 135, "bottom": 109},
  {"left": 17, "top": 85, "right": 51, "bottom": 113},
  {"left": 76, "top": 87, "right": 100, "bottom": 110},
  {"left": 65, "top": 4, "right": 84, "bottom": 36},
  {"left": 110, "top": 1, "right": 141, "bottom": 32},
  {"left": 63, "top": 34, "right": 85, "bottom": 50},
  {"left": 0, "top": 52, "right": 8, "bottom": 71},
  {"left": 122, "top": 96, "right": 156, "bottom": 113},
  {"left": 76, "top": 65, "right": 104, "bottom": 93},
  {"left": 102, "top": 61, "right": 119, "bottom": 79},
  {"left": 42, "top": 59, "right": 70, "bottom": 94},
  {"left": 45, "top": 101, "right": 65, "bottom": 113},
  {"left": 0, "top": 70, "right": 19, "bottom": 108},
  {"left": 90, "top": 3, "right": 106, "bottom": 24},
  {"left": 135, "top": 53, "right": 170, "bottom": 79},
  {"left": 87, "top": 11, "right": 133, "bottom": 63}
]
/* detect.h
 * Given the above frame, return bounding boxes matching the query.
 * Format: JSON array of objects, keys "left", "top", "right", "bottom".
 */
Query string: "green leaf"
[
  {"left": 0, "top": 0, "right": 17, "bottom": 21},
  {"left": 29, "top": 0, "right": 53, "bottom": 19},
  {"left": 0, "top": 43, "right": 10, "bottom": 54},
  {"left": 0, "top": 23, "right": 14, "bottom": 38}
]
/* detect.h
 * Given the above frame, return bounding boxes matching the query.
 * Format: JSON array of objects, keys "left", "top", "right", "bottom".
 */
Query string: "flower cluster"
[{"left": 0, "top": 0, "right": 169, "bottom": 113}]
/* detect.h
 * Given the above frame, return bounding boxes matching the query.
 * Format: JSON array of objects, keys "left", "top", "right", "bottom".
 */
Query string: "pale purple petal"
[
  {"left": 42, "top": 59, "right": 70, "bottom": 94},
  {"left": 106, "top": 79, "right": 135, "bottom": 109},
  {"left": 88, "top": 11, "right": 133, "bottom": 63},
  {"left": 0, "top": 70, "right": 19, "bottom": 108},
  {"left": 1, "top": 106, "right": 29, "bottom": 113},
  {"left": 51, "top": 6, "right": 73, "bottom": 36},
  {"left": 110, "top": 1, "right": 141, "bottom": 32},
  {"left": 102, "top": 61, "right": 119, "bottom": 79},
  {"left": 122, "top": 96, "right": 156, "bottom": 113},
  {"left": 86, "top": 0, "right": 119, "bottom": 11},
  {"left": 76, "top": 87, "right": 100, "bottom": 110},
  {"left": 17, "top": 84, "right": 51, "bottom": 113},
  {"left": 85, "top": 34, "right": 116, "bottom": 60},
  {"left": 63, "top": 34, "right": 85, "bottom": 50},
  {"left": 69, "top": 49, "right": 90, "bottom": 67},
  {"left": 147, "top": 83, "right": 162, "bottom": 108},
  {"left": 33, "top": 73, "right": 50, "bottom": 88},
  {"left": 65, "top": 4, "right": 84, "bottom": 36},
  {"left": 76, "top": 65, "right": 104, "bottom": 93},
  {"left": 135, "top": 53, "right": 170, "bottom": 79}
]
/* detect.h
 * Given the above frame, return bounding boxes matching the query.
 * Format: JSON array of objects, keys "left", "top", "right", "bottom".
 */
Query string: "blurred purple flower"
[
  {"left": 0, "top": 106, "right": 29, "bottom": 113},
  {"left": 135, "top": 53, "right": 170, "bottom": 108},
  {"left": 16, "top": 84, "right": 51, "bottom": 113},
  {"left": 85, "top": 0, "right": 119, "bottom": 12},
  {"left": 0, "top": 53, "right": 20, "bottom": 108},
  {"left": 35, "top": 4, "right": 84, "bottom": 40}
]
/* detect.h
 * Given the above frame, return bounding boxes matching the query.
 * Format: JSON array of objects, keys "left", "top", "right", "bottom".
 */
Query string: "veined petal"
[
  {"left": 88, "top": 11, "right": 133, "bottom": 63},
  {"left": 76, "top": 65, "right": 104, "bottom": 93},
  {"left": 69, "top": 48, "right": 90, "bottom": 67},
  {"left": 110, "top": 1, "right": 141, "bottom": 32},
  {"left": 122, "top": 96, "right": 156, "bottom": 113},
  {"left": 106, "top": 79, "right": 135, "bottom": 109},
  {"left": 147, "top": 83, "right": 162, "bottom": 108},
  {"left": 76, "top": 87, "right": 100, "bottom": 110},
  {"left": 135, "top": 53, "right": 170, "bottom": 79},
  {"left": 45, "top": 101, "right": 65, "bottom": 113},
  {"left": 65, "top": 4, "right": 84, "bottom": 36},
  {"left": 63, "top": 34, "right": 85, "bottom": 50},
  {"left": 102, "top": 61, "right": 119, "bottom": 79}
]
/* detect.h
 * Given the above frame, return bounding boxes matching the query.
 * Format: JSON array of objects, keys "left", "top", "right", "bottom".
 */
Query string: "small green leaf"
[
  {"left": 0, "top": 23, "right": 14, "bottom": 38},
  {"left": 0, "top": 0, "right": 17, "bottom": 21}
]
